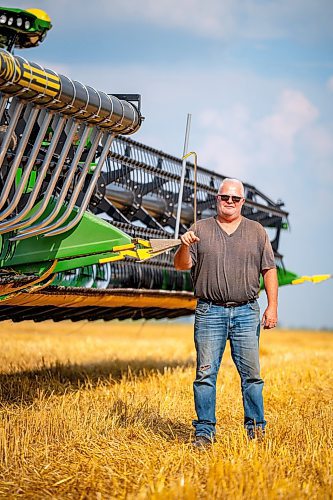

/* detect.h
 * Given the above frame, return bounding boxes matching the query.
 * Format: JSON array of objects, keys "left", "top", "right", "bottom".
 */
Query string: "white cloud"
[
  {"left": 196, "top": 89, "right": 323, "bottom": 186},
  {"left": 257, "top": 90, "right": 319, "bottom": 162},
  {"left": 200, "top": 134, "right": 249, "bottom": 178}
]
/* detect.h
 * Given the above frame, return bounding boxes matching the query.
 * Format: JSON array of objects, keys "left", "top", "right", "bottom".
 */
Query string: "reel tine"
[
  {"left": 0, "top": 103, "right": 39, "bottom": 213},
  {"left": 1, "top": 114, "right": 67, "bottom": 233},
  {"left": 0, "top": 108, "right": 53, "bottom": 225},
  {"left": 11, "top": 119, "right": 80, "bottom": 240}
]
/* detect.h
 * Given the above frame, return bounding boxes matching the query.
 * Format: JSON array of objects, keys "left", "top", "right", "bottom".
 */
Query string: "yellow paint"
[
  {"left": 122, "top": 250, "right": 140, "bottom": 258},
  {"left": 18, "top": 79, "right": 58, "bottom": 96},
  {"left": 25, "top": 8, "right": 51, "bottom": 23},
  {"left": 292, "top": 274, "right": 331, "bottom": 285},
  {"left": 22, "top": 71, "right": 60, "bottom": 90},
  {"left": 0, "top": 52, "right": 21, "bottom": 82},
  {"left": 136, "top": 248, "right": 153, "bottom": 261},
  {"left": 23, "top": 64, "right": 60, "bottom": 82},
  {"left": 99, "top": 254, "right": 125, "bottom": 264},
  {"left": 112, "top": 243, "right": 135, "bottom": 252},
  {"left": 136, "top": 238, "right": 151, "bottom": 248}
]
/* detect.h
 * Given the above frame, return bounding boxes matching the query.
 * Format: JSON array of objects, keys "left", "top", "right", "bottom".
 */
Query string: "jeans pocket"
[
  {"left": 196, "top": 300, "right": 211, "bottom": 314},
  {"left": 248, "top": 300, "right": 260, "bottom": 312}
]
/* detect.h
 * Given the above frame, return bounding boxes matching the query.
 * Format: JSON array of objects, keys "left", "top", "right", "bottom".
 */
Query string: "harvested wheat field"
[{"left": 0, "top": 320, "right": 332, "bottom": 499}]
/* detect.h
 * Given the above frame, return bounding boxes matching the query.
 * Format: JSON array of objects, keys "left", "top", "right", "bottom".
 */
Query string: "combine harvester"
[{"left": 0, "top": 7, "right": 330, "bottom": 322}]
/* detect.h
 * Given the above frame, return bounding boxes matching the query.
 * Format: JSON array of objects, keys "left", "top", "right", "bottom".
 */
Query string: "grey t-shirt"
[{"left": 189, "top": 216, "right": 276, "bottom": 302}]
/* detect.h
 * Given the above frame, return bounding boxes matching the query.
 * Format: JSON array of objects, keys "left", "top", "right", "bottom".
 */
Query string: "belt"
[{"left": 201, "top": 298, "right": 256, "bottom": 308}]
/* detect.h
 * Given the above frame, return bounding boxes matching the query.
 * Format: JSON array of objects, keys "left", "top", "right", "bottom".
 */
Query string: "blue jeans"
[{"left": 193, "top": 299, "right": 265, "bottom": 438}]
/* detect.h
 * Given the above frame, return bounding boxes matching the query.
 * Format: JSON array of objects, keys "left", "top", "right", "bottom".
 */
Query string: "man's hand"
[
  {"left": 174, "top": 231, "right": 200, "bottom": 270},
  {"left": 261, "top": 306, "right": 278, "bottom": 329},
  {"left": 262, "top": 267, "right": 278, "bottom": 329},
  {"left": 180, "top": 231, "right": 200, "bottom": 247}
]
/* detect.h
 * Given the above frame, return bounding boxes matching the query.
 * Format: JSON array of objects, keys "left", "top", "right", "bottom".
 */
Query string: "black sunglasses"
[{"left": 216, "top": 194, "right": 243, "bottom": 203}]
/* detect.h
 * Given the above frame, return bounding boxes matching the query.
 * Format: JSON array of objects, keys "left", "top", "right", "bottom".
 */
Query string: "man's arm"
[
  {"left": 261, "top": 267, "right": 278, "bottom": 329},
  {"left": 174, "top": 231, "right": 200, "bottom": 270}
]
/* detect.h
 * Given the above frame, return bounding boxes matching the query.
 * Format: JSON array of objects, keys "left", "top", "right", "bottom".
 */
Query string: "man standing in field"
[{"left": 174, "top": 178, "right": 278, "bottom": 447}]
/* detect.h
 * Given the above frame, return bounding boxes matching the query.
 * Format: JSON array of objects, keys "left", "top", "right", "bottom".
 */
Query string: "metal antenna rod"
[{"left": 175, "top": 113, "right": 191, "bottom": 239}]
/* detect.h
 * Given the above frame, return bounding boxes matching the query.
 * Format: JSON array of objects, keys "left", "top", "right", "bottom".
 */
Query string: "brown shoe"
[{"left": 193, "top": 435, "right": 214, "bottom": 448}]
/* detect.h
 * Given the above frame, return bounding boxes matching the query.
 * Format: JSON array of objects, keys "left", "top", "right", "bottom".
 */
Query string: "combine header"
[{"left": 0, "top": 7, "right": 329, "bottom": 322}]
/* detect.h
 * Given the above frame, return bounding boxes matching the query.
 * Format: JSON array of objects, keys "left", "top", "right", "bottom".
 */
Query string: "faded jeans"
[{"left": 193, "top": 299, "right": 266, "bottom": 438}]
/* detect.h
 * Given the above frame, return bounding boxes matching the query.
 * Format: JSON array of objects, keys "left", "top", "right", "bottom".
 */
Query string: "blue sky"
[{"left": 12, "top": 0, "right": 333, "bottom": 329}]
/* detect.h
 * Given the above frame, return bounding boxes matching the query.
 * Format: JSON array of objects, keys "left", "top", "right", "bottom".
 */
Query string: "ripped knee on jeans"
[{"left": 199, "top": 364, "right": 211, "bottom": 371}]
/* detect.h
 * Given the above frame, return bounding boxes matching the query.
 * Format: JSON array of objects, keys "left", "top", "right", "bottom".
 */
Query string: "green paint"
[
  {"left": 260, "top": 267, "right": 299, "bottom": 289},
  {"left": 15, "top": 167, "right": 37, "bottom": 194},
  {"left": 0, "top": 7, "right": 52, "bottom": 32},
  {"left": 0, "top": 199, "right": 131, "bottom": 270}
]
